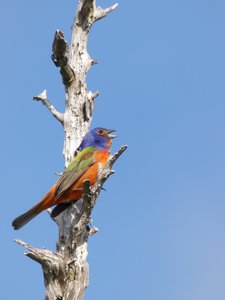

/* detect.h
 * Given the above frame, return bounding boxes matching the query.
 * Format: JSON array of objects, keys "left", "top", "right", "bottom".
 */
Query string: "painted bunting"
[{"left": 12, "top": 127, "right": 116, "bottom": 230}]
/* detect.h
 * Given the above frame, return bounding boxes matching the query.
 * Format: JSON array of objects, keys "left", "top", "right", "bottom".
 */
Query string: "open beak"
[{"left": 106, "top": 129, "right": 117, "bottom": 139}]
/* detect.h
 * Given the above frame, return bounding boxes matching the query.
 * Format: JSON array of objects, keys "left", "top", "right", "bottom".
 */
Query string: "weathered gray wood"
[
  {"left": 14, "top": 1, "right": 126, "bottom": 300},
  {"left": 33, "top": 90, "right": 64, "bottom": 124}
]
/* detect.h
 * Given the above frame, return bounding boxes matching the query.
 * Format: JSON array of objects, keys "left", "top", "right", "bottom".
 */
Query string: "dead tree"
[{"left": 14, "top": 1, "right": 127, "bottom": 299}]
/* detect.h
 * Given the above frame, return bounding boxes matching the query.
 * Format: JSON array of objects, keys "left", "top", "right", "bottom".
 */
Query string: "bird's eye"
[{"left": 97, "top": 129, "right": 103, "bottom": 135}]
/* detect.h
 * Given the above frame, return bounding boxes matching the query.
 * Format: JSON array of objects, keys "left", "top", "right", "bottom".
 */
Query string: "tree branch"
[
  {"left": 14, "top": 239, "right": 63, "bottom": 267},
  {"left": 33, "top": 90, "right": 64, "bottom": 124},
  {"left": 71, "top": 145, "right": 128, "bottom": 243},
  {"left": 87, "top": 90, "right": 99, "bottom": 101},
  {"left": 94, "top": 3, "right": 119, "bottom": 21},
  {"left": 92, "top": 145, "right": 128, "bottom": 193},
  {"left": 14, "top": 239, "right": 67, "bottom": 299},
  {"left": 88, "top": 226, "right": 99, "bottom": 237}
]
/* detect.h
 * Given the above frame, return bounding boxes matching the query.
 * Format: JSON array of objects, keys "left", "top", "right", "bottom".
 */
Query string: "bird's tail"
[
  {"left": 12, "top": 205, "right": 41, "bottom": 230},
  {"left": 12, "top": 186, "right": 56, "bottom": 230}
]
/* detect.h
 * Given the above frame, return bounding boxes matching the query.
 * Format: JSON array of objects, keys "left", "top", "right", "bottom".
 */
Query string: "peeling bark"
[{"left": 14, "top": 1, "right": 126, "bottom": 300}]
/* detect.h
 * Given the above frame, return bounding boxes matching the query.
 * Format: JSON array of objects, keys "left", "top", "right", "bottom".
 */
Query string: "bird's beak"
[{"left": 106, "top": 129, "right": 117, "bottom": 139}]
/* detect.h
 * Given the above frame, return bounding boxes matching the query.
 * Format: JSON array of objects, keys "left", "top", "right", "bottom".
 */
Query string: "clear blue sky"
[{"left": 2, "top": 0, "right": 225, "bottom": 299}]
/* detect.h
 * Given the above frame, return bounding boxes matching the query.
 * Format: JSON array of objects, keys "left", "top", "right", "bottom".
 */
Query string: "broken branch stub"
[{"left": 51, "top": 30, "right": 74, "bottom": 85}]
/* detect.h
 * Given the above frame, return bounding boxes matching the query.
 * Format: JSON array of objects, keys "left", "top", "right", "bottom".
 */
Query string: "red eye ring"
[{"left": 97, "top": 129, "right": 103, "bottom": 135}]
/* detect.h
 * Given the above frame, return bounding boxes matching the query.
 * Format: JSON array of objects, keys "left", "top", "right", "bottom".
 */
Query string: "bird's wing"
[{"left": 55, "top": 146, "right": 96, "bottom": 199}]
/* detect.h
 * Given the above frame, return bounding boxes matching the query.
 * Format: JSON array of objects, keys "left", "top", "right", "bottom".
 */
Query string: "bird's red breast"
[
  {"left": 55, "top": 148, "right": 109, "bottom": 204},
  {"left": 36, "top": 148, "right": 110, "bottom": 212}
]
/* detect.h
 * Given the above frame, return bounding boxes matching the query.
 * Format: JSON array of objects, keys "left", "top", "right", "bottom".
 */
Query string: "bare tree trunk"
[{"left": 14, "top": 1, "right": 127, "bottom": 300}]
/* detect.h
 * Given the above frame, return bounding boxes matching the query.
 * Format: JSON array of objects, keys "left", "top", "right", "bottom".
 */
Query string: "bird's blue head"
[{"left": 79, "top": 127, "right": 116, "bottom": 151}]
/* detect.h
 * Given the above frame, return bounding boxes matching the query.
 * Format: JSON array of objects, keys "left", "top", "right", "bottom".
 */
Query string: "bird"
[{"left": 12, "top": 127, "right": 116, "bottom": 230}]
